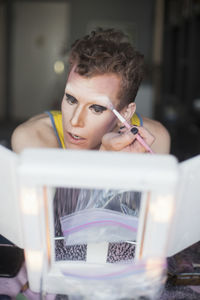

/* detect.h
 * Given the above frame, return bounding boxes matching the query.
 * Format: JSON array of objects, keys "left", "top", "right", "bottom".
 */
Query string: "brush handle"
[
  {"left": 120, "top": 118, "right": 154, "bottom": 153},
  {"left": 112, "top": 108, "right": 154, "bottom": 153},
  {"left": 124, "top": 122, "right": 154, "bottom": 153},
  {"left": 135, "top": 134, "right": 154, "bottom": 154},
  {"left": 123, "top": 120, "right": 131, "bottom": 130}
]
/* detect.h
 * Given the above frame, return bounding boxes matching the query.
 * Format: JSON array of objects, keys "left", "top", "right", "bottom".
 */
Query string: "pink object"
[
  {"left": 134, "top": 133, "right": 154, "bottom": 154},
  {"left": 0, "top": 263, "right": 27, "bottom": 298},
  {"left": 110, "top": 106, "right": 154, "bottom": 154},
  {"left": 63, "top": 219, "right": 137, "bottom": 234},
  {"left": 94, "top": 95, "right": 154, "bottom": 153},
  {"left": 0, "top": 263, "right": 56, "bottom": 299},
  {"left": 24, "top": 289, "right": 56, "bottom": 300}
]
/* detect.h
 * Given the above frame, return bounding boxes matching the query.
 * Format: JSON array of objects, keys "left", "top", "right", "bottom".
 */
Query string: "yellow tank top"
[{"left": 46, "top": 110, "right": 143, "bottom": 149}]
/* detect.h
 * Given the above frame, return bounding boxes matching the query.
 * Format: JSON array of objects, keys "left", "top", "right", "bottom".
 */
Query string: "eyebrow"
[
  {"left": 65, "top": 92, "right": 77, "bottom": 100},
  {"left": 65, "top": 92, "right": 108, "bottom": 110},
  {"left": 90, "top": 104, "right": 107, "bottom": 111}
]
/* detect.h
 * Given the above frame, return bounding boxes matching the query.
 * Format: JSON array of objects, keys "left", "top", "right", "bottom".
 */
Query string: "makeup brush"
[
  {"left": 109, "top": 104, "right": 154, "bottom": 154},
  {"left": 93, "top": 95, "right": 154, "bottom": 154}
]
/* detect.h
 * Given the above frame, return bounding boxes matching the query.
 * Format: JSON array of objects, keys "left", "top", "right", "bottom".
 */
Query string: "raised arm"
[{"left": 100, "top": 117, "right": 170, "bottom": 155}]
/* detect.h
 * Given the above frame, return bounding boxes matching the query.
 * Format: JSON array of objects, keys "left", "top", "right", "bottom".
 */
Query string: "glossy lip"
[{"left": 66, "top": 132, "right": 87, "bottom": 145}]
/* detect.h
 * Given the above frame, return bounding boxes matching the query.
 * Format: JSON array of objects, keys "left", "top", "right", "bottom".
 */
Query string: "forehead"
[{"left": 66, "top": 70, "right": 121, "bottom": 105}]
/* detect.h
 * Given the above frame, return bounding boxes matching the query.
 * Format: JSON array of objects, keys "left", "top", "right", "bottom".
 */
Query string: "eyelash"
[
  {"left": 90, "top": 105, "right": 106, "bottom": 114},
  {"left": 65, "top": 94, "right": 77, "bottom": 105}
]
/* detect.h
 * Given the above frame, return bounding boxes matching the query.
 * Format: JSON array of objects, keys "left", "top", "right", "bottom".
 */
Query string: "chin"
[{"left": 65, "top": 143, "right": 88, "bottom": 150}]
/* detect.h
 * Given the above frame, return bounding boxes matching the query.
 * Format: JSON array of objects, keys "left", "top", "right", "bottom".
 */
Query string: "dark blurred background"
[{"left": 0, "top": 0, "right": 199, "bottom": 161}]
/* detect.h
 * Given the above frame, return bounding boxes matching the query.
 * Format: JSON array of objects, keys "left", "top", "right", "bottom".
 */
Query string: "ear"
[{"left": 118, "top": 102, "right": 136, "bottom": 126}]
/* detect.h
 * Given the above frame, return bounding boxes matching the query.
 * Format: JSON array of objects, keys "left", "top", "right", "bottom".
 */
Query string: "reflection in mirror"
[{"left": 53, "top": 187, "right": 141, "bottom": 263}]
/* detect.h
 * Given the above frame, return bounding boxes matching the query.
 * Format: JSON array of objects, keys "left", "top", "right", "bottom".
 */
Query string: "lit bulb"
[
  {"left": 150, "top": 195, "right": 174, "bottom": 222},
  {"left": 20, "top": 187, "right": 39, "bottom": 215},
  {"left": 54, "top": 60, "right": 64, "bottom": 74},
  {"left": 26, "top": 250, "right": 43, "bottom": 272},
  {"left": 145, "top": 257, "right": 166, "bottom": 279}
]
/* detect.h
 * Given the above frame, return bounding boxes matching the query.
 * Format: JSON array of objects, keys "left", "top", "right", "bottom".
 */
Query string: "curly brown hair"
[{"left": 69, "top": 28, "right": 144, "bottom": 109}]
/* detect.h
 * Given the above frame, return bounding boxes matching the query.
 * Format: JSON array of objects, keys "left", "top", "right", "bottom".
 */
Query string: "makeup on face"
[
  {"left": 64, "top": 95, "right": 110, "bottom": 146},
  {"left": 65, "top": 92, "right": 108, "bottom": 114},
  {"left": 62, "top": 72, "right": 123, "bottom": 150}
]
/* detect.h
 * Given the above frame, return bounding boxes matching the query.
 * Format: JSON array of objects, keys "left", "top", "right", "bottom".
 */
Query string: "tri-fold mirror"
[{"left": 0, "top": 145, "right": 199, "bottom": 299}]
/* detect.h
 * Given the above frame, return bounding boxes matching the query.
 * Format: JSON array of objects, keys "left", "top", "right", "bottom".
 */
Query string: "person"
[
  {"left": 6, "top": 28, "right": 171, "bottom": 299},
  {"left": 11, "top": 28, "right": 170, "bottom": 154}
]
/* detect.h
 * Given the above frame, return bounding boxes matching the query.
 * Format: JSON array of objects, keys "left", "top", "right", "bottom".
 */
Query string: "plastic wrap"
[
  {"left": 58, "top": 188, "right": 140, "bottom": 246},
  {"left": 74, "top": 189, "right": 141, "bottom": 216},
  {"left": 54, "top": 188, "right": 166, "bottom": 299},
  {"left": 59, "top": 258, "right": 167, "bottom": 300},
  {"left": 60, "top": 208, "right": 138, "bottom": 245}
]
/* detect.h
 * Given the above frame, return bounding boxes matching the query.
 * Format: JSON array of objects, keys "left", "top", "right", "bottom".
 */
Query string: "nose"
[{"left": 70, "top": 106, "right": 85, "bottom": 127}]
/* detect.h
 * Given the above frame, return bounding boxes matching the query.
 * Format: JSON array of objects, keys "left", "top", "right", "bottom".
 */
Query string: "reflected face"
[{"left": 61, "top": 70, "right": 122, "bottom": 150}]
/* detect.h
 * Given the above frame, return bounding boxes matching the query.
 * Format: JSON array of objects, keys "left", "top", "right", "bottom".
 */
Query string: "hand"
[{"left": 100, "top": 126, "right": 155, "bottom": 153}]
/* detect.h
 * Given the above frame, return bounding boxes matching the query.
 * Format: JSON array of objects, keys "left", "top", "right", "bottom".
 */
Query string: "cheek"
[
  {"left": 61, "top": 100, "right": 73, "bottom": 121},
  {"left": 93, "top": 116, "right": 117, "bottom": 137},
  {"left": 61, "top": 98, "right": 67, "bottom": 112},
  {"left": 61, "top": 98, "right": 65, "bottom": 114},
  {"left": 103, "top": 115, "right": 117, "bottom": 131},
  {"left": 61, "top": 100, "right": 67, "bottom": 123}
]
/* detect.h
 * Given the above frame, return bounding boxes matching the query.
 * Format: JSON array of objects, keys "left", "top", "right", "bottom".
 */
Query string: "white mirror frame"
[{"left": 17, "top": 149, "right": 178, "bottom": 294}]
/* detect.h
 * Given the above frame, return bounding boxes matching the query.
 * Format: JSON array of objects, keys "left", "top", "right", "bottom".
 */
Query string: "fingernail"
[
  {"left": 131, "top": 127, "right": 138, "bottom": 135},
  {"left": 119, "top": 126, "right": 125, "bottom": 129}
]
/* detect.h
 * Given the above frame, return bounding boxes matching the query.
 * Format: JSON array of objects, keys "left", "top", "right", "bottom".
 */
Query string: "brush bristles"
[{"left": 112, "top": 109, "right": 126, "bottom": 123}]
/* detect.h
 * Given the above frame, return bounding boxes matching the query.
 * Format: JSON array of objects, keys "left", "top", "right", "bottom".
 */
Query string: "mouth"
[
  {"left": 66, "top": 132, "right": 86, "bottom": 145},
  {"left": 70, "top": 133, "right": 84, "bottom": 140}
]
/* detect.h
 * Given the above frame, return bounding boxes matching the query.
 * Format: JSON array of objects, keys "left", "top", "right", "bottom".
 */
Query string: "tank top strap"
[
  {"left": 45, "top": 111, "right": 65, "bottom": 149},
  {"left": 131, "top": 112, "right": 143, "bottom": 126}
]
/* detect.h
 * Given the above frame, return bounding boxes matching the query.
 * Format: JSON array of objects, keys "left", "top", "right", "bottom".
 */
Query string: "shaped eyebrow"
[
  {"left": 65, "top": 93, "right": 77, "bottom": 101},
  {"left": 90, "top": 104, "right": 107, "bottom": 111}
]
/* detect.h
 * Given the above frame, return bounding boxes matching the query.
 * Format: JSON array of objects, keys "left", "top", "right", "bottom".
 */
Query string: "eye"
[
  {"left": 90, "top": 105, "right": 107, "bottom": 114},
  {"left": 65, "top": 94, "right": 77, "bottom": 105}
]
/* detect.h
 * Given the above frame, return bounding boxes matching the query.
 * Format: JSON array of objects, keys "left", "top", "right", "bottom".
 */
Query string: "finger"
[
  {"left": 102, "top": 130, "right": 137, "bottom": 151},
  {"left": 130, "top": 140, "right": 147, "bottom": 153},
  {"left": 117, "top": 126, "right": 127, "bottom": 134},
  {"left": 120, "top": 138, "right": 146, "bottom": 153},
  {"left": 134, "top": 126, "right": 155, "bottom": 146},
  {"left": 121, "top": 126, "right": 155, "bottom": 153}
]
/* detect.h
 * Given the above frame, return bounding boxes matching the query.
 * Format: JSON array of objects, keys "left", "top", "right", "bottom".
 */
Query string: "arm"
[
  {"left": 100, "top": 117, "right": 170, "bottom": 154},
  {"left": 142, "top": 117, "right": 170, "bottom": 154},
  {"left": 11, "top": 113, "right": 59, "bottom": 153}
]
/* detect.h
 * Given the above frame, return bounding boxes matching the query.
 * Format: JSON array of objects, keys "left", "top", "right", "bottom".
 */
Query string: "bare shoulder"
[
  {"left": 11, "top": 113, "right": 59, "bottom": 153},
  {"left": 142, "top": 116, "right": 171, "bottom": 154}
]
